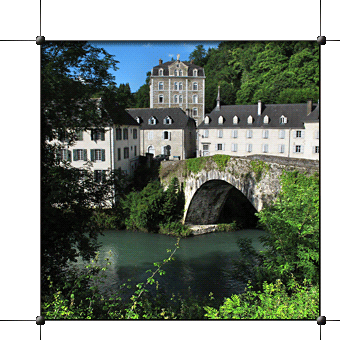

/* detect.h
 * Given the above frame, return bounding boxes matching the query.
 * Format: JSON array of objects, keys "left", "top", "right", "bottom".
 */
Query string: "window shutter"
[
  {"left": 162, "top": 132, "right": 164, "bottom": 140},
  {"left": 56, "top": 149, "right": 61, "bottom": 162},
  {"left": 168, "top": 132, "right": 171, "bottom": 140},
  {"left": 222, "top": 144, "right": 225, "bottom": 151},
  {"left": 84, "top": 149, "right": 87, "bottom": 161},
  {"left": 91, "top": 130, "right": 94, "bottom": 140},
  {"left": 301, "top": 131, "right": 305, "bottom": 138},
  {"left": 101, "top": 131, "right": 105, "bottom": 141},
  {"left": 73, "top": 149, "right": 78, "bottom": 161},
  {"left": 215, "top": 144, "right": 217, "bottom": 151},
  {"left": 301, "top": 145, "right": 304, "bottom": 153},
  {"left": 90, "top": 149, "right": 95, "bottom": 161},
  {"left": 101, "top": 149, "right": 105, "bottom": 161}
]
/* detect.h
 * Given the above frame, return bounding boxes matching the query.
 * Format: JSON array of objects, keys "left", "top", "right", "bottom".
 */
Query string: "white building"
[
  {"left": 198, "top": 89, "right": 319, "bottom": 160},
  {"left": 56, "top": 110, "right": 141, "bottom": 180}
]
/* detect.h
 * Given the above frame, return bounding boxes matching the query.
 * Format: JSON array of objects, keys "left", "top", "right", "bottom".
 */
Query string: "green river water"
[{"left": 77, "top": 229, "right": 267, "bottom": 302}]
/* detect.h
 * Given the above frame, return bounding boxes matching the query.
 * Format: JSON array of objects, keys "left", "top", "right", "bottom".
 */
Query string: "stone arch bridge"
[{"left": 159, "top": 155, "right": 319, "bottom": 227}]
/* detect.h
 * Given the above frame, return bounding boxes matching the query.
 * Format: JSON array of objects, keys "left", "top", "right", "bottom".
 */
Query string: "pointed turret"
[{"left": 216, "top": 85, "right": 221, "bottom": 111}]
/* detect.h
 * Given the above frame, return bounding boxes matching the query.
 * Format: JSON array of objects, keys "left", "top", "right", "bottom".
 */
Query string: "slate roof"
[
  {"left": 151, "top": 61, "right": 205, "bottom": 77},
  {"left": 127, "top": 108, "right": 195, "bottom": 130},
  {"left": 198, "top": 103, "right": 319, "bottom": 129}
]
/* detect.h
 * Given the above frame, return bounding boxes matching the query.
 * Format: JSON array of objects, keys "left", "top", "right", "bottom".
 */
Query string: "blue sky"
[{"left": 91, "top": 41, "right": 221, "bottom": 93}]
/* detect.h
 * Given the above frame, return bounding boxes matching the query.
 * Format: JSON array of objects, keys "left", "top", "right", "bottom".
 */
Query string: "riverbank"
[{"left": 188, "top": 222, "right": 239, "bottom": 236}]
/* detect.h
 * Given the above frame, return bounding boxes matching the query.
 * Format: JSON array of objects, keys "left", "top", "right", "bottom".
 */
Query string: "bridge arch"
[{"left": 184, "top": 179, "right": 258, "bottom": 228}]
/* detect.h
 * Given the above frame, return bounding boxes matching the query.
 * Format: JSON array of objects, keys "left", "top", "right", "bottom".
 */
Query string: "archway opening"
[{"left": 185, "top": 179, "right": 258, "bottom": 228}]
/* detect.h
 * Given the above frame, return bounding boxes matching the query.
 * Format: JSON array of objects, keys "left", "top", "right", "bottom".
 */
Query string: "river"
[{"left": 75, "top": 229, "right": 267, "bottom": 303}]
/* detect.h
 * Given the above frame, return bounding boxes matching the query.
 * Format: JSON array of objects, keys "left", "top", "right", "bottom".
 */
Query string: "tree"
[
  {"left": 133, "top": 71, "right": 151, "bottom": 108},
  {"left": 188, "top": 44, "right": 208, "bottom": 67},
  {"left": 41, "top": 42, "right": 121, "bottom": 297}
]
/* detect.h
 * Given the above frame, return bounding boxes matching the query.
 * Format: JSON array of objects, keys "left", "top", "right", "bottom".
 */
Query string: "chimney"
[
  {"left": 190, "top": 59, "right": 193, "bottom": 64},
  {"left": 177, "top": 54, "right": 180, "bottom": 61},
  {"left": 258, "top": 100, "right": 262, "bottom": 116},
  {"left": 307, "top": 99, "right": 313, "bottom": 115},
  {"left": 159, "top": 58, "right": 163, "bottom": 65},
  {"left": 216, "top": 86, "right": 221, "bottom": 111}
]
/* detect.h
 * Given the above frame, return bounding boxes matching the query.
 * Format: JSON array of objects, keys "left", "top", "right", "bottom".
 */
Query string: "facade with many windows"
[
  {"left": 128, "top": 107, "right": 196, "bottom": 160},
  {"left": 198, "top": 97, "right": 319, "bottom": 160},
  {"left": 149, "top": 54, "right": 205, "bottom": 126},
  {"left": 56, "top": 110, "right": 140, "bottom": 180}
]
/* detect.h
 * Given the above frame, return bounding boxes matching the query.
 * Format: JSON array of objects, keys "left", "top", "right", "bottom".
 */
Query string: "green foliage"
[
  {"left": 122, "top": 178, "right": 185, "bottom": 233},
  {"left": 185, "top": 157, "right": 208, "bottom": 174},
  {"left": 250, "top": 160, "right": 270, "bottom": 182},
  {"left": 212, "top": 154, "right": 230, "bottom": 171},
  {"left": 204, "top": 278, "right": 319, "bottom": 319},
  {"left": 217, "top": 222, "right": 238, "bottom": 232}
]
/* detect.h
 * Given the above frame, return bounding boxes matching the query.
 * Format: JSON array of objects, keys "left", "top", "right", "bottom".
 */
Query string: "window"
[
  {"left": 133, "top": 128, "right": 137, "bottom": 139},
  {"left": 247, "top": 115, "right": 253, "bottom": 125},
  {"left": 90, "top": 149, "right": 105, "bottom": 161},
  {"left": 193, "top": 69, "right": 198, "bottom": 77},
  {"left": 123, "top": 128, "right": 128, "bottom": 140},
  {"left": 163, "top": 116, "right": 172, "bottom": 125},
  {"left": 203, "top": 144, "right": 209, "bottom": 151},
  {"left": 60, "top": 149, "right": 71, "bottom": 161},
  {"left": 124, "top": 147, "right": 129, "bottom": 159},
  {"left": 148, "top": 117, "right": 156, "bottom": 125},
  {"left": 162, "top": 145, "right": 171, "bottom": 156},
  {"left": 232, "top": 130, "right": 238, "bottom": 138},
  {"left": 294, "top": 145, "right": 303, "bottom": 153},
  {"left": 262, "top": 130, "right": 269, "bottom": 139},
  {"left": 163, "top": 131, "right": 171, "bottom": 140},
  {"left": 116, "top": 128, "right": 122, "bottom": 140},
  {"left": 193, "top": 82, "right": 198, "bottom": 91},
  {"left": 263, "top": 115, "right": 269, "bottom": 124},
  {"left": 193, "top": 95, "right": 198, "bottom": 104},
  {"left": 174, "top": 95, "right": 178, "bottom": 103},
  {"left": 193, "top": 108, "right": 198, "bottom": 116},
  {"left": 233, "top": 115, "right": 239, "bottom": 125},
  {"left": 73, "top": 149, "right": 87, "bottom": 161},
  {"left": 278, "top": 144, "right": 285, "bottom": 153},
  {"left": 75, "top": 130, "right": 83, "bottom": 141},
  {"left": 218, "top": 116, "right": 224, "bottom": 125},
  {"left": 158, "top": 82, "right": 164, "bottom": 90},
  {"left": 204, "top": 116, "right": 210, "bottom": 125},
  {"left": 135, "top": 117, "right": 141, "bottom": 124},
  {"left": 202, "top": 130, "right": 209, "bottom": 138},
  {"left": 246, "top": 144, "right": 252, "bottom": 152},
  {"left": 314, "top": 146, "right": 319, "bottom": 154},
  {"left": 117, "top": 148, "right": 121, "bottom": 161},
  {"left": 159, "top": 95, "right": 164, "bottom": 103},
  {"left": 262, "top": 144, "right": 269, "bottom": 153},
  {"left": 179, "top": 70, "right": 183, "bottom": 76},
  {"left": 134, "top": 145, "right": 137, "bottom": 156},
  {"left": 179, "top": 95, "right": 183, "bottom": 103},
  {"left": 217, "top": 130, "right": 223, "bottom": 138},
  {"left": 216, "top": 143, "right": 225, "bottom": 151},
  {"left": 279, "top": 130, "right": 285, "bottom": 139},
  {"left": 174, "top": 82, "right": 178, "bottom": 90},
  {"left": 280, "top": 115, "right": 287, "bottom": 124},
  {"left": 174, "top": 70, "right": 178, "bottom": 76},
  {"left": 231, "top": 143, "right": 238, "bottom": 152},
  {"left": 296, "top": 130, "right": 302, "bottom": 138},
  {"left": 148, "top": 131, "right": 154, "bottom": 140},
  {"left": 94, "top": 170, "right": 106, "bottom": 183},
  {"left": 159, "top": 69, "right": 163, "bottom": 76},
  {"left": 179, "top": 82, "right": 183, "bottom": 90},
  {"left": 147, "top": 145, "right": 155, "bottom": 155},
  {"left": 91, "top": 129, "right": 105, "bottom": 141},
  {"left": 246, "top": 130, "right": 253, "bottom": 138}
]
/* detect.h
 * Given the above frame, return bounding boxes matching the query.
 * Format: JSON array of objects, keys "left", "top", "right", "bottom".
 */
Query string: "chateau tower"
[{"left": 150, "top": 55, "right": 205, "bottom": 126}]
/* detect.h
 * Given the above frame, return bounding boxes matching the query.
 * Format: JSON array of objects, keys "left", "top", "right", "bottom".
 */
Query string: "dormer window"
[
  {"left": 148, "top": 116, "right": 157, "bottom": 125},
  {"left": 159, "top": 69, "right": 163, "bottom": 76},
  {"left": 233, "top": 115, "right": 239, "bottom": 125},
  {"left": 179, "top": 70, "right": 183, "bottom": 76},
  {"left": 204, "top": 116, "right": 210, "bottom": 125},
  {"left": 135, "top": 116, "right": 141, "bottom": 124},
  {"left": 247, "top": 115, "right": 254, "bottom": 124},
  {"left": 218, "top": 116, "right": 224, "bottom": 125},
  {"left": 163, "top": 116, "right": 172, "bottom": 125},
  {"left": 174, "top": 70, "right": 178, "bottom": 76},
  {"left": 280, "top": 115, "right": 288, "bottom": 124},
  {"left": 263, "top": 115, "right": 269, "bottom": 124},
  {"left": 193, "top": 69, "right": 198, "bottom": 77}
]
